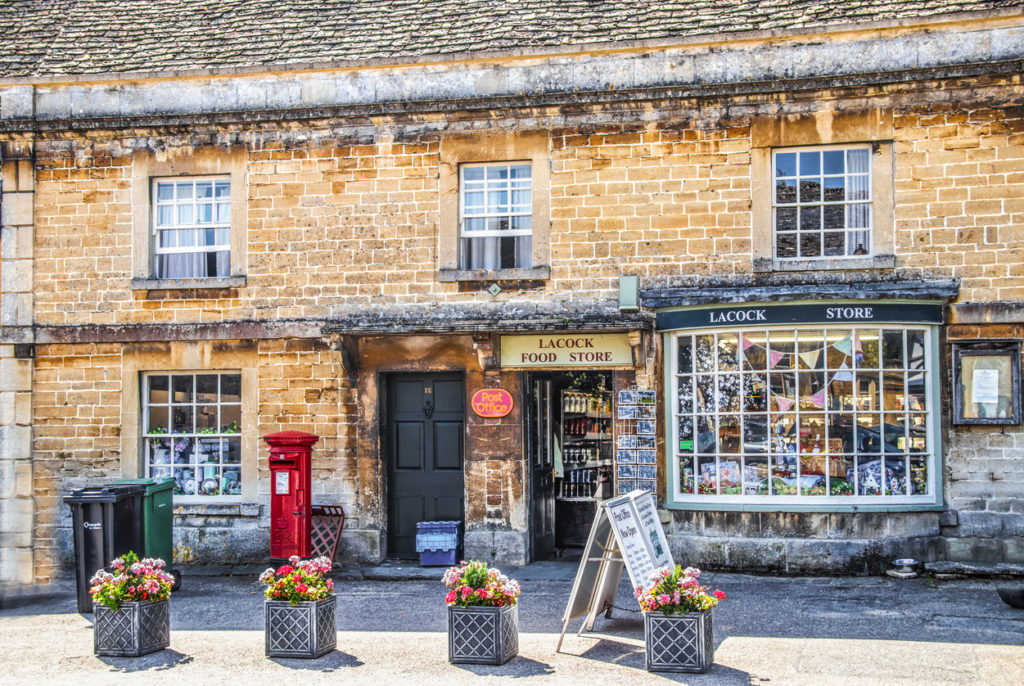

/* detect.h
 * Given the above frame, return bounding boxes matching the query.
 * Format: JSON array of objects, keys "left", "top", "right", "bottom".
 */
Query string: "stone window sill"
[
  {"left": 171, "top": 502, "right": 261, "bottom": 517},
  {"left": 438, "top": 267, "right": 550, "bottom": 282},
  {"left": 753, "top": 255, "right": 896, "bottom": 273},
  {"left": 131, "top": 276, "right": 247, "bottom": 291}
]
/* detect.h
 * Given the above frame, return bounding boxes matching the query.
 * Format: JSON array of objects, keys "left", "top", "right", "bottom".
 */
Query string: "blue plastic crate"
[{"left": 415, "top": 521, "right": 461, "bottom": 566}]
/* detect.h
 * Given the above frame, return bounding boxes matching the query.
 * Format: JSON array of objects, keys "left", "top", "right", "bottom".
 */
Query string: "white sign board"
[{"left": 556, "top": 490, "right": 674, "bottom": 651}]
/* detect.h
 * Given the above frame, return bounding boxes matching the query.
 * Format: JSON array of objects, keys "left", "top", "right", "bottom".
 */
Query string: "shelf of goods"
[{"left": 559, "top": 390, "right": 613, "bottom": 501}]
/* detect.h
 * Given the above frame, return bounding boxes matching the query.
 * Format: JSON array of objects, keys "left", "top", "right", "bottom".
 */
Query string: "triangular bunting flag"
[
  {"left": 833, "top": 335, "right": 852, "bottom": 355},
  {"left": 833, "top": 362, "right": 854, "bottom": 382},
  {"left": 799, "top": 349, "right": 821, "bottom": 369},
  {"left": 806, "top": 389, "right": 826, "bottom": 408},
  {"left": 769, "top": 350, "right": 785, "bottom": 368},
  {"left": 853, "top": 333, "right": 863, "bottom": 353},
  {"left": 774, "top": 396, "right": 795, "bottom": 412},
  {"left": 741, "top": 334, "right": 755, "bottom": 351}
]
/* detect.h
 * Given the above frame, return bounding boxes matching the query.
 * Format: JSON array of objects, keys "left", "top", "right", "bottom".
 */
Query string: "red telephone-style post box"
[{"left": 264, "top": 431, "right": 319, "bottom": 560}]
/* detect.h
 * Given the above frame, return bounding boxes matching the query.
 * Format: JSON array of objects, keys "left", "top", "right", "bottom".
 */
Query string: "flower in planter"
[
  {"left": 259, "top": 555, "right": 335, "bottom": 605},
  {"left": 443, "top": 560, "right": 520, "bottom": 608},
  {"left": 634, "top": 565, "right": 725, "bottom": 615},
  {"left": 89, "top": 551, "right": 175, "bottom": 611}
]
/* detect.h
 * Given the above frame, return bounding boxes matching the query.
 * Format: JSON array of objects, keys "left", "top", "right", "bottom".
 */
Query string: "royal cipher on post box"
[{"left": 264, "top": 431, "right": 319, "bottom": 560}]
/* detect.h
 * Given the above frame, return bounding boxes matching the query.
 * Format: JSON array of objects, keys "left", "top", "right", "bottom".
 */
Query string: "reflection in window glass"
[
  {"left": 772, "top": 145, "right": 872, "bottom": 259},
  {"left": 674, "top": 326, "right": 933, "bottom": 502}
]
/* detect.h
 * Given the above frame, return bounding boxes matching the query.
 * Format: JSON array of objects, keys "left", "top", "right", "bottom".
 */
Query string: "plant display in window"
[{"left": 144, "top": 373, "right": 242, "bottom": 498}]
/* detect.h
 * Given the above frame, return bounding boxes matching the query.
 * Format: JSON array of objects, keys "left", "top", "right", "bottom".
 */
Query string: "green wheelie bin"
[{"left": 111, "top": 477, "right": 180, "bottom": 589}]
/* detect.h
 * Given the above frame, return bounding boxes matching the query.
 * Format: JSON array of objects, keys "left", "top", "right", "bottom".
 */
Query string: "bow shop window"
[{"left": 670, "top": 326, "right": 938, "bottom": 504}]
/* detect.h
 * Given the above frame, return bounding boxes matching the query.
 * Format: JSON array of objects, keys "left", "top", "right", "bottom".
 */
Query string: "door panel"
[
  {"left": 396, "top": 422, "right": 424, "bottom": 470},
  {"left": 387, "top": 373, "right": 465, "bottom": 559},
  {"left": 434, "top": 422, "right": 463, "bottom": 470}
]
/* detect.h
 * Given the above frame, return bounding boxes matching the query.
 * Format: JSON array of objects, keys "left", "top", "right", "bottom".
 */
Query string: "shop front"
[
  {"left": 499, "top": 330, "right": 655, "bottom": 560},
  {"left": 653, "top": 293, "right": 955, "bottom": 574}
]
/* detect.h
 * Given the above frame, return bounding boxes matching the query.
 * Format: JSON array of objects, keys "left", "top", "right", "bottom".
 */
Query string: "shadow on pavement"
[
  {"left": 269, "top": 650, "right": 364, "bottom": 671},
  {"left": 99, "top": 649, "right": 193, "bottom": 672},
  {"left": 454, "top": 656, "right": 555, "bottom": 677}
]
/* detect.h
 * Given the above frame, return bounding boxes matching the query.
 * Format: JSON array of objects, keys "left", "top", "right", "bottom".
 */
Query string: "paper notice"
[{"left": 972, "top": 368, "right": 1000, "bottom": 406}]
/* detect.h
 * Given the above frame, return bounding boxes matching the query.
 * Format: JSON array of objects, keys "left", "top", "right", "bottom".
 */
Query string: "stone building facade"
[{"left": 2, "top": 2, "right": 1024, "bottom": 590}]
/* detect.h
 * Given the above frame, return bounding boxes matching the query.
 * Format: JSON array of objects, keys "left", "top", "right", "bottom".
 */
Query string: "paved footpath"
[{"left": 0, "top": 562, "right": 1022, "bottom": 686}]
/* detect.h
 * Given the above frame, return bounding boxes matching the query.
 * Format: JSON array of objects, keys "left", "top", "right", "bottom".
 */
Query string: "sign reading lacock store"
[
  {"left": 500, "top": 333, "right": 632, "bottom": 368},
  {"left": 658, "top": 301, "right": 944, "bottom": 509}
]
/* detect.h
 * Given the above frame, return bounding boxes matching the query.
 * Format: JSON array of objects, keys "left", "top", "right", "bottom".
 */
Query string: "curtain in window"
[{"left": 157, "top": 251, "right": 230, "bottom": 279}]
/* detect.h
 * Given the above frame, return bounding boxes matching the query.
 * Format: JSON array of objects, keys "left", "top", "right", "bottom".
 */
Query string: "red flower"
[
  {"left": 714, "top": 590, "right": 726, "bottom": 600},
  {"left": 276, "top": 565, "right": 293, "bottom": 576}
]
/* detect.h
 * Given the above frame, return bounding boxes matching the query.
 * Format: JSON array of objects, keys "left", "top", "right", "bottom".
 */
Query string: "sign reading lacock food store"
[{"left": 500, "top": 333, "right": 632, "bottom": 368}]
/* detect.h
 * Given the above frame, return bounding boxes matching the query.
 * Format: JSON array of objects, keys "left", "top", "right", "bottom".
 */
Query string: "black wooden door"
[
  {"left": 528, "top": 376, "right": 556, "bottom": 559},
  {"left": 387, "top": 373, "right": 465, "bottom": 559}
]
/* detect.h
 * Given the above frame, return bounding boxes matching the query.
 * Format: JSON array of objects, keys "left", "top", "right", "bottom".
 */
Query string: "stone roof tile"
[{"left": 0, "top": 0, "right": 1020, "bottom": 79}]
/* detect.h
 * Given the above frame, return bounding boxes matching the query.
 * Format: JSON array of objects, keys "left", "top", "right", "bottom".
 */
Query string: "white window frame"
[
  {"left": 772, "top": 144, "right": 872, "bottom": 261},
  {"left": 151, "top": 176, "right": 231, "bottom": 279},
  {"left": 458, "top": 161, "right": 533, "bottom": 270},
  {"left": 668, "top": 324, "right": 939, "bottom": 507},
  {"left": 143, "top": 371, "right": 243, "bottom": 502}
]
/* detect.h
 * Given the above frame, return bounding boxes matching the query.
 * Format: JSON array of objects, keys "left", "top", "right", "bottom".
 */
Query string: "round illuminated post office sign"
[{"left": 471, "top": 388, "right": 514, "bottom": 418}]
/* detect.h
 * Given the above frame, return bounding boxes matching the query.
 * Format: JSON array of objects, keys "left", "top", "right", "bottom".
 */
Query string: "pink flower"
[
  {"left": 714, "top": 590, "right": 726, "bottom": 600},
  {"left": 276, "top": 564, "right": 293, "bottom": 576}
]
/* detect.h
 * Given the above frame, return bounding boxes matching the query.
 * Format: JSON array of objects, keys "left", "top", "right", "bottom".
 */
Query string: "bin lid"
[
  {"left": 64, "top": 483, "right": 148, "bottom": 504},
  {"left": 111, "top": 477, "right": 175, "bottom": 495}
]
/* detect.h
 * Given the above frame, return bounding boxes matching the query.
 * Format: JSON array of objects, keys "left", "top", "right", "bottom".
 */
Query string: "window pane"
[
  {"left": 775, "top": 152, "right": 797, "bottom": 177},
  {"left": 172, "top": 375, "right": 193, "bottom": 403},
  {"left": 776, "top": 232, "right": 797, "bottom": 258},
  {"left": 800, "top": 206, "right": 821, "bottom": 231},
  {"left": 823, "top": 204, "right": 845, "bottom": 230},
  {"left": 220, "top": 404, "right": 241, "bottom": 433},
  {"left": 742, "top": 333, "right": 767, "bottom": 371},
  {"left": 148, "top": 406, "right": 168, "bottom": 433},
  {"left": 221, "top": 374, "right": 241, "bottom": 403},
  {"left": 799, "top": 151, "right": 820, "bottom": 175},
  {"left": 510, "top": 164, "right": 531, "bottom": 179},
  {"left": 196, "top": 182, "right": 213, "bottom": 198},
  {"left": 823, "top": 177, "right": 845, "bottom": 202},
  {"left": 157, "top": 183, "right": 174, "bottom": 201},
  {"left": 695, "top": 335, "right": 715, "bottom": 373},
  {"left": 775, "top": 179, "right": 797, "bottom": 203},
  {"left": 799, "top": 178, "right": 821, "bottom": 203},
  {"left": 486, "top": 165, "right": 509, "bottom": 180},
  {"left": 215, "top": 181, "right": 230, "bottom": 198},
  {"left": 177, "top": 204, "right": 194, "bottom": 225},
  {"left": 848, "top": 202, "right": 870, "bottom": 228},
  {"left": 883, "top": 330, "right": 905, "bottom": 368},
  {"left": 847, "top": 148, "right": 870, "bottom": 173},
  {"left": 776, "top": 207, "right": 798, "bottom": 232},
  {"left": 823, "top": 149, "right": 845, "bottom": 175},
  {"left": 677, "top": 337, "right": 693, "bottom": 374},
  {"left": 172, "top": 406, "right": 194, "bottom": 433},
  {"left": 823, "top": 231, "right": 845, "bottom": 256},
  {"left": 157, "top": 205, "right": 175, "bottom": 226},
  {"left": 176, "top": 182, "right": 194, "bottom": 200},
  {"left": 462, "top": 166, "right": 484, "bottom": 181},
  {"left": 198, "top": 203, "right": 213, "bottom": 224},
  {"left": 799, "top": 232, "right": 821, "bottom": 257},
  {"left": 216, "top": 203, "right": 230, "bottom": 223}
]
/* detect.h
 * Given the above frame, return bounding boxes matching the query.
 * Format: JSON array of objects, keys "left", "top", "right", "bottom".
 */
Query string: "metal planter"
[
  {"left": 644, "top": 609, "right": 715, "bottom": 673},
  {"left": 447, "top": 603, "right": 519, "bottom": 665},
  {"left": 93, "top": 599, "right": 170, "bottom": 657},
  {"left": 265, "top": 595, "right": 337, "bottom": 658}
]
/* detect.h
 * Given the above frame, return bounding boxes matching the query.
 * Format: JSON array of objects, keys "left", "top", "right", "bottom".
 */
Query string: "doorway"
[
  {"left": 525, "top": 371, "right": 614, "bottom": 559},
  {"left": 386, "top": 373, "right": 465, "bottom": 559}
]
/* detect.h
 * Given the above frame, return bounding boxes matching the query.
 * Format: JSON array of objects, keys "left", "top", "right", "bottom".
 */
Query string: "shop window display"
[
  {"left": 672, "top": 327, "right": 933, "bottom": 502},
  {"left": 144, "top": 372, "right": 242, "bottom": 498}
]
